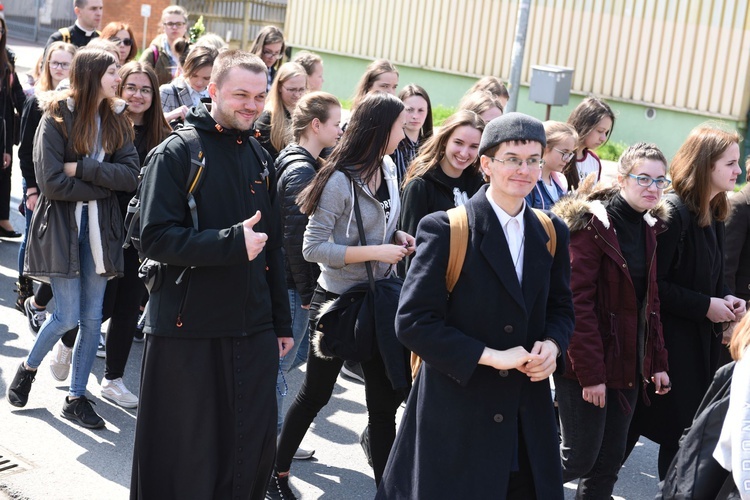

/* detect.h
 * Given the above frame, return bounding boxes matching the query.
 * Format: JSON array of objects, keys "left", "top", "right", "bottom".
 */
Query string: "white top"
[
  {"left": 576, "top": 152, "right": 600, "bottom": 183},
  {"left": 713, "top": 350, "right": 750, "bottom": 498},
  {"left": 485, "top": 190, "right": 526, "bottom": 284}
]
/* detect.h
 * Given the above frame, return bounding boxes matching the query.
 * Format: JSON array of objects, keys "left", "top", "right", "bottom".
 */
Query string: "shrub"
[{"left": 595, "top": 141, "right": 628, "bottom": 161}]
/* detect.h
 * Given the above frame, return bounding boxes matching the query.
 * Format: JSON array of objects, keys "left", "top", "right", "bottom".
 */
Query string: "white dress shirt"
[{"left": 485, "top": 191, "right": 526, "bottom": 284}]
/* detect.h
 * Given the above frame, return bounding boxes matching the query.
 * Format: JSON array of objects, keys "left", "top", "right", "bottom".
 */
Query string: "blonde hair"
[
  {"left": 267, "top": 62, "right": 307, "bottom": 152},
  {"left": 543, "top": 121, "right": 578, "bottom": 150},
  {"left": 730, "top": 312, "right": 750, "bottom": 360},
  {"left": 38, "top": 42, "right": 77, "bottom": 92},
  {"left": 458, "top": 90, "right": 504, "bottom": 117}
]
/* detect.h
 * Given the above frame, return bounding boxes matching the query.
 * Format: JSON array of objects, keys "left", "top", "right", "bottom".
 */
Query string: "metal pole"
[
  {"left": 34, "top": 0, "right": 41, "bottom": 42},
  {"left": 241, "top": 0, "right": 252, "bottom": 50},
  {"left": 142, "top": 17, "right": 148, "bottom": 52},
  {"left": 505, "top": 0, "right": 532, "bottom": 113}
]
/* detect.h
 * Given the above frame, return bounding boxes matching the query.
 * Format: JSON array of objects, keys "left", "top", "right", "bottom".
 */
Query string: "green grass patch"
[{"left": 595, "top": 141, "right": 629, "bottom": 162}]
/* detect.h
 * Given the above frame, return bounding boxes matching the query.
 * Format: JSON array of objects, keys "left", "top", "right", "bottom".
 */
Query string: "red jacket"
[{"left": 554, "top": 190, "right": 669, "bottom": 390}]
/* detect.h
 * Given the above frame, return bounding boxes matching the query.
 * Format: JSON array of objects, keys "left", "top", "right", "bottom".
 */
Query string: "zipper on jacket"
[
  {"left": 641, "top": 247, "right": 658, "bottom": 384},
  {"left": 609, "top": 312, "right": 621, "bottom": 357},
  {"left": 175, "top": 266, "right": 194, "bottom": 327}
]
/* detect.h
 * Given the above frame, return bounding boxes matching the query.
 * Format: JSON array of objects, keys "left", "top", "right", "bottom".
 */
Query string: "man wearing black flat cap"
[{"left": 377, "top": 113, "right": 575, "bottom": 499}]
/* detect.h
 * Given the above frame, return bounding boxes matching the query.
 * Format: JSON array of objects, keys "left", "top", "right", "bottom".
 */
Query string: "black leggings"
[{"left": 275, "top": 285, "right": 404, "bottom": 485}]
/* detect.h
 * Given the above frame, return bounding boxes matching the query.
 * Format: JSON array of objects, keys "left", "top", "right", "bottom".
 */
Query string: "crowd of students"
[{"left": 2, "top": 1, "right": 750, "bottom": 499}]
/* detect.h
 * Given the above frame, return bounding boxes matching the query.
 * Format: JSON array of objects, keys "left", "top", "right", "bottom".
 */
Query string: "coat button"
[
  {"left": 628, "top": 382, "right": 633, "bottom": 387},
  {"left": 499, "top": 370, "right": 509, "bottom": 377},
  {"left": 494, "top": 414, "right": 504, "bottom": 423},
  {"left": 622, "top": 263, "right": 627, "bottom": 268},
  {"left": 504, "top": 325, "right": 513, "bottom": 333}
]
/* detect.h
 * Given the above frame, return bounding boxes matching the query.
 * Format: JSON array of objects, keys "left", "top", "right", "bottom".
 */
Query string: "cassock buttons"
[
  {"left": 493, "top": 414, "right": 504, "bottom": 423},
  {"left": 499, "top": 370, "right": 509, "bottom": 377},
  {"left": 504, "top": 325, "right": 513, "bottom": 333}
]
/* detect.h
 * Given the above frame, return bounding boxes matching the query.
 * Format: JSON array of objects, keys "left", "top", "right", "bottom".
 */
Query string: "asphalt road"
[{"left": 0, "top": 38, "right": 664, "bottom": 500}]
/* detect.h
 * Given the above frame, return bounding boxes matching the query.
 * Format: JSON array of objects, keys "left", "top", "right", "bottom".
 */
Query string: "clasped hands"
[{"left": 480, "top": 339, "right": 559, "bottom": 382}]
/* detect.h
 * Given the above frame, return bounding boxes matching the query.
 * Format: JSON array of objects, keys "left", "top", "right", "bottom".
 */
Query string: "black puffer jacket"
[{"left": 276, "top": 144, "right": 320, "bottom": 305}]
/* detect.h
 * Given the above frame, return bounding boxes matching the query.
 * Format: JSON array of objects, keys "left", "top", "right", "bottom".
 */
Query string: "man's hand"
[
  {"left": 243, "top": 210, "right": 267, "bottom": 261},
  {"left": 278, "top": 337, "right": 294, "bottom": 358},
  {"left": 518, "top": 340, "right": 558, "bottom": 382},
  {"left": 582, "top": 383, "right": 606, "bottom": 408}
]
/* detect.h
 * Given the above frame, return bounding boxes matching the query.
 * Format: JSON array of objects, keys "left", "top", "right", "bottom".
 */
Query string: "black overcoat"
[
  {"left": 377, "top": 186, "right": 574, "bottom": 499},
  {"left": 630, "top": 197, "right": 730, "bottom": 447}
]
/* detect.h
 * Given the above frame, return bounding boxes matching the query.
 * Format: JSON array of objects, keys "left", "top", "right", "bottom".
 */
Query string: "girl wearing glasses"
[
  {"left": 254, "top": 62, "right": 307, "bottom": 160},
  {"left": 626, "top": 126, "right": 746, "bottom": 480},
  {"left": 160, "top": 46, "right": 217, "bottom": 127},
  {"left": 399, "top": 110, "right": 484, "bottom": 270},
  {"left": 16, "top": 42, "right": 77, "bottom": 315},
  {"left": 250, "top": 25, "right": 286, "bottom": 92},
  {"left": 267, "top": 93, "right": 414, "bottom": 499},
  {"left": 140, "top": 5, "right": 189, "bottom": 86},
  {"left": 525, "top": 121, "right": 578, "bottom": 209},
  {"left": 553, "top": 142, "right": 671, "bottom": 498},
  {"left": 91, "top": 61, "right": 171, "bottom": 409},
  {"left": 563, "top": 96, "right": 616, "bottom": 191},
  {"left": 100, "top": 22, "right": 137, "bottom": 66}
]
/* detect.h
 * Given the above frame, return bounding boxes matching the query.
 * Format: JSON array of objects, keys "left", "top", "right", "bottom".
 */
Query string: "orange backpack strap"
[
  {"left": 59, "top": 27, "right": 71, "bottom": 44},
  {"left": 531, "top": 208, "right": 556, "bottom": 257},
  {"left": 411, "top": 205, "right": 470, "bottom": 380}
]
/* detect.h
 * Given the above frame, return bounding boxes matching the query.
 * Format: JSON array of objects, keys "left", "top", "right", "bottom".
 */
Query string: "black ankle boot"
[{"left": 14, "top": 276, "right": 33, "bottom": 313}]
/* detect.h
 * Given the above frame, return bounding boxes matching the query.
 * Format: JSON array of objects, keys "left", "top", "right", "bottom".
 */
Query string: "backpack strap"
[
  {"left": 411, "top": 205, "right": 471, "bottom": 379},
  {"left": 247, "top": 136, "right": 271, "bottom": 191},
  {"left": 446, "top": 205, "right": 469, "bottom": 293},
  {"left": 175, "top": 126, "right": 207, "bottom": 230},
  {"left": 59, "top": 27, "right": 71, "bottom": 44},
  {"left": 151, "top": 45, "right": 160, "bottom": 64},
  {"left": 532, "top": 208, "right": 557, "bottom": 258}
]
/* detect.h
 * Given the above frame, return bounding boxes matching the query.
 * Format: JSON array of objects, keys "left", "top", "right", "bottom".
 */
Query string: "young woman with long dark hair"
[
  {"left": 563, "top": 96, "right": 615, "bottom": 191},
  {"left": 7, "top": 48, "right": 139, "bottom": 429},
  {"left": 391, "top": 84, "right": 433, "bottom": 186},
  {"left": 626, "top": 125, "right": 747, "bottom": 479},
  {"left": 250, "top": 25, "right": 286, "bottom": 92},
  {"left": 267, "top": 92, "right": 414, "bottom": 499}
]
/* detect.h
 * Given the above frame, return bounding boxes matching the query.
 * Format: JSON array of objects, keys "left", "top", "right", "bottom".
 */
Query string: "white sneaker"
[
  {"left": 293, "top": 447, "right": 315, "bottom": 460},
  {"left": 49, "top": 341, "right": 73, "bottom": 381},
  {"left": 101, "top": 377, "right": 138, "bottom": 409}
]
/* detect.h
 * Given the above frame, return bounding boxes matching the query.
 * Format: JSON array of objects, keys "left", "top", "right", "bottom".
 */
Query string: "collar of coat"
[{"left": 553, "top": 185, "right": 668, "bottom": 232}]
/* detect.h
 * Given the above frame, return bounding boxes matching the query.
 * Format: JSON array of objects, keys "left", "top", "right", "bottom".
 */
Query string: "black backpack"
[
  {"left": 657, "top": 362, "right": 739, "bottom": 499},
  {"left": 123, "top": 126, "right": 207, "bottom": 260}
]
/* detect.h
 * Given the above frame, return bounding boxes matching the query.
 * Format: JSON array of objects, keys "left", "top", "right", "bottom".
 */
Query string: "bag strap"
[
  {"left": 152, "top": 45, "right": 160, "bottom": 64},
  {"left": 246, "top": 136, "right": 271, "bottom": 191},
  {"left": 445, "top": 206, "right": 469, "bottom": 293},
  {"left": 532, "top": 208, "right": 557, "bottom": 258},
  {"left": 349, "top": 176, "right": 377, "bottom": 293},
  {"left": 175, "top": 126, "right": 206, "bottom": 230}
]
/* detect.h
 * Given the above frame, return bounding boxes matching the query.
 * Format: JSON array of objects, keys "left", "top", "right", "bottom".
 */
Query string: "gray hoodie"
[{"left": 303, "top": 156, "right": 401, "bottom": 294}]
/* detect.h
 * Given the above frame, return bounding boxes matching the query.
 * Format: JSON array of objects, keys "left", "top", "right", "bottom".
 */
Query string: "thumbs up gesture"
[{"left": 243, "top": 210, "right": 267, "bottom": 261}]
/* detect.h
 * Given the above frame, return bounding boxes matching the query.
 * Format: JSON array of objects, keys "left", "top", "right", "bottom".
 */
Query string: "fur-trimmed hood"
[
  {"left": 35, "top": 89, "right": 128, "bottom": 115},
  {"left": 553, "top": 185, "right": 669, "bottom": 233}
]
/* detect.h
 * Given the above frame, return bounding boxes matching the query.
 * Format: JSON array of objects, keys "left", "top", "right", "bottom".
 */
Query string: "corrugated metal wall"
[{"left": 286, "top": 0, "right": 750, "bottom": 119}]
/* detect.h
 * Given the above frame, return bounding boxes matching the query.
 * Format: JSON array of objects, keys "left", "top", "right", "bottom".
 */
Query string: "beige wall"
[{"left": 286, "top": 0, "right": 750, "bottom": 119}]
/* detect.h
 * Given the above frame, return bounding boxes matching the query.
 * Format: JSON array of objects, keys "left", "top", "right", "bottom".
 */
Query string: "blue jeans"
[
  {"left": 555, "top": 374, "right": 639, "bottom": 500},
  {"left": 17, "top": 179, "right": 33, "bottom": 276},
  {"left": 276, "top": 288, "right": 311, "bottom": 432},
  {"left": 26, "top": 206, "right": 108, "bottom": 397}
]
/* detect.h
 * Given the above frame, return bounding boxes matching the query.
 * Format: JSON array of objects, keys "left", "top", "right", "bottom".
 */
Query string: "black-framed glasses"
[
  {"left": 487, "top": 156, "right": 544, "bottom": 169},
  {"left": 553, "top": 147, "right": 575, "bottom": 162},
  {"left": 122, "top": 84, "right": 153, "bottom": 96},
  {"left": 262, "top": 49, "right": 283, "bottom": 60},
  {"left": 109, "top": 36, "right": 133, "bottom": 47},
  {"left": 627, "top": 174, "right": 671, "bottom": 189},
  {"left": 282, "top": 86, "right": 307, "bottom": 95},
  {"left": 49, "top": 61, "right": 71, "bottom": 70},
  {"left": 163, "top": 21, "right": 186, "bottom": 28}
]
